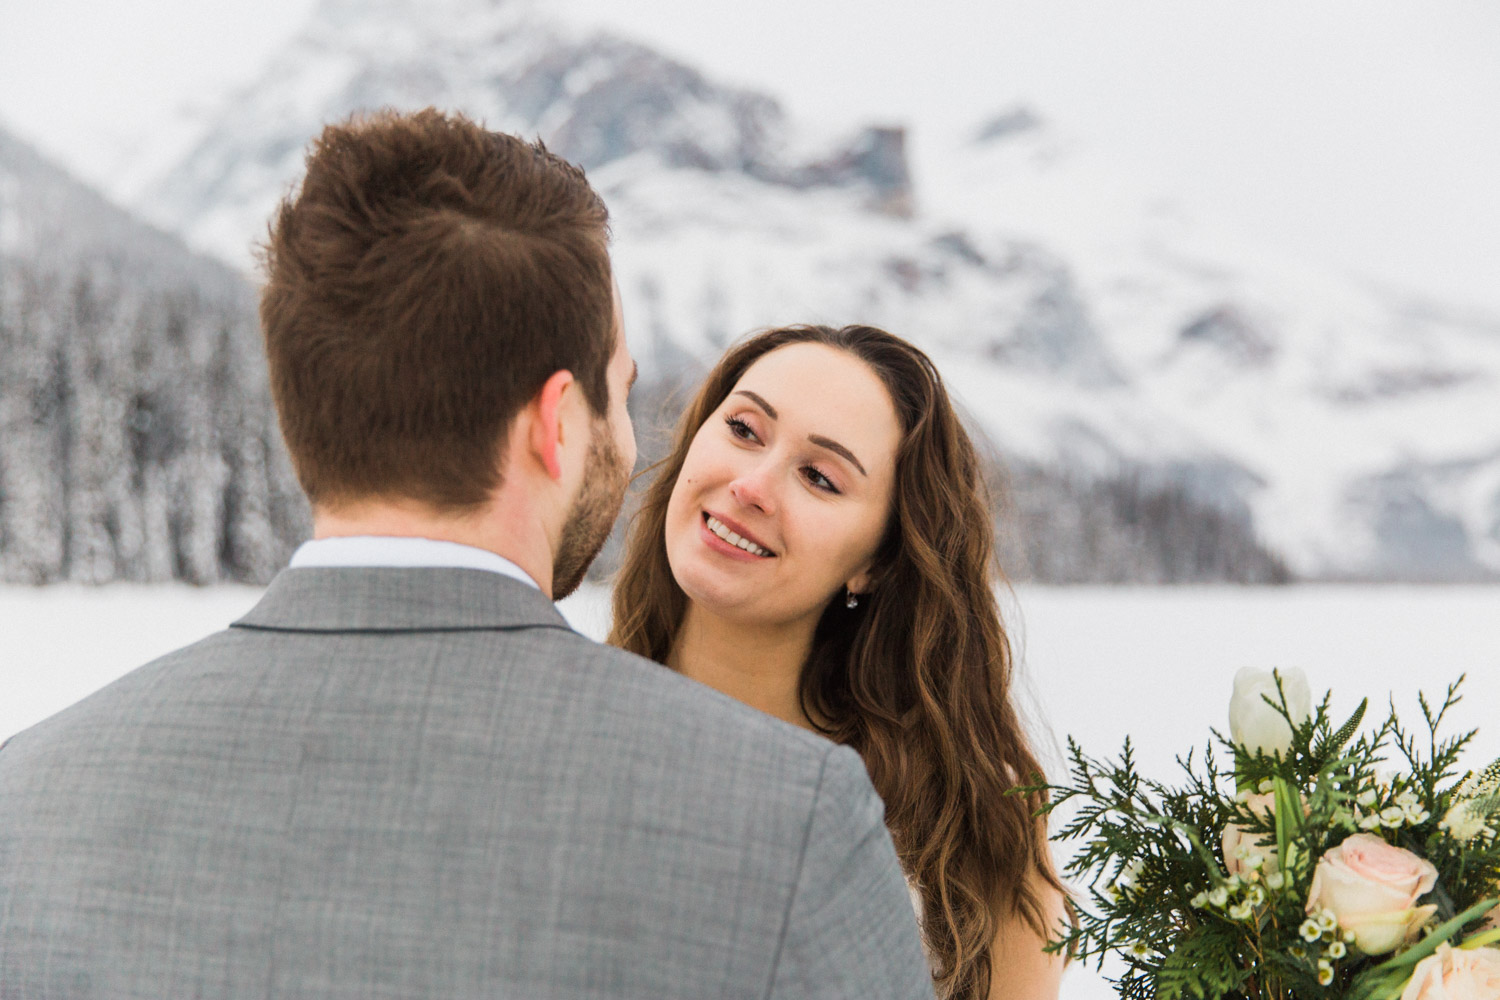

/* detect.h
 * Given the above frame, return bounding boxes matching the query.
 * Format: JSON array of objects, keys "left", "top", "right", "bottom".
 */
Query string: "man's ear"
[{"left": 528, "top": 369, "right": 576, "bottom": 482}]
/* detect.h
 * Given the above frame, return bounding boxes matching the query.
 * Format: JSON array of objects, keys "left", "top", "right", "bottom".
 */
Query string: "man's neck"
[{"left": 312, "top": 497, "right": 555, "bottom": 597}]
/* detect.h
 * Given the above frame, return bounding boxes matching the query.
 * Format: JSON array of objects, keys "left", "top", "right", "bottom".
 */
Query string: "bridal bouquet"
[{"left": 1032, "top": 669, "right": 1500, "bottom": 999}]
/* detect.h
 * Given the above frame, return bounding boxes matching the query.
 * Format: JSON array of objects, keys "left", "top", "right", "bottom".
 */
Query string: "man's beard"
[{"left": 552, "top": 420, "right": 630, "bottom": 600}]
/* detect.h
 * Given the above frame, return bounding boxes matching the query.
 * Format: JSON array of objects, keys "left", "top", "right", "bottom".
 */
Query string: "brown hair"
[
  {"left": 610, "top": 325, "right": 1064, "bottom": 998},
  {"left": 260, "top": 108, "right": 614, "bottom": 510}
]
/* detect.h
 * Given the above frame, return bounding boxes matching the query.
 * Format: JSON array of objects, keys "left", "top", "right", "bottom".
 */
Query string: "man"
[{"left": 0, "top": 110, "right": 931, "bottom": 998}]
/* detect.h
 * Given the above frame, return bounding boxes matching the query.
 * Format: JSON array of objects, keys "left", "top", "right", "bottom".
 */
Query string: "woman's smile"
[{"left": 701, "top": 511, "right": 777, "bottom": 558}]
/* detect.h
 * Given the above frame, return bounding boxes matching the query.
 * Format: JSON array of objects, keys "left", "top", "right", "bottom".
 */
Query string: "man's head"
[{"left": 261, "top": 109, "right": 635, "bottom": 594}]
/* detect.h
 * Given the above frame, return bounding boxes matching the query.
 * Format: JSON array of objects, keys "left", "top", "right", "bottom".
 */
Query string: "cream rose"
[
  {"left": 1305, "top": 833, "right": 1439, "bottom": 955},
  {"left": 1229, "top": 667, "right": 1312, "bottom": 757},
  {"left": 1223, "top": 791, "right": 1282, "bottom": 878},
  {"left": 1400, "top": 943, "right": 1500, "bottom": 1000}
]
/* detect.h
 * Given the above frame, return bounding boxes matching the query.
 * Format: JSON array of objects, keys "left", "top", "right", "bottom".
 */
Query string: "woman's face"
[{"left": 665, "top": 342, "right": 903, "bottom": 629}]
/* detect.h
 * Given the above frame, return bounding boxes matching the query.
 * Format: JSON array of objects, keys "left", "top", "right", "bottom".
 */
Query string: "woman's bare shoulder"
[{"left": 986, "top": 873, "right": 1068, "bottom": 1000}]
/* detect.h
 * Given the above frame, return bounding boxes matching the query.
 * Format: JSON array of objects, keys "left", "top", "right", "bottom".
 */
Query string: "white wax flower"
[{"left": 1438, "top": 802, "right": 1488, "bottom": 844}]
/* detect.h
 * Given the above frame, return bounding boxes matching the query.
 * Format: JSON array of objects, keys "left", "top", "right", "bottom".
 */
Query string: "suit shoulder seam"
[{"left": 227, "top": 621, "right": 577, "bottom": 636}]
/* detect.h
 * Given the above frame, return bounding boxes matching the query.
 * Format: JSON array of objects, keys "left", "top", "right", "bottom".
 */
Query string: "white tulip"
[{"left": 1229, "top": 667, "right": 1312, "bottom": 757}]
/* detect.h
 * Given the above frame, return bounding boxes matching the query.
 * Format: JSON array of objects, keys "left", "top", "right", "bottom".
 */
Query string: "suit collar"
[
  {"left": 287, "top": 536, "right": 541, "bottom": 591},
  {"left": 232, "top": 567, "right": 574, "bottom": 634}
]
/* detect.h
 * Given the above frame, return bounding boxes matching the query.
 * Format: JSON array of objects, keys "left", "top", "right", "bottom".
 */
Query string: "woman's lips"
[{"left": 700, "top": 511, "right": 776, "bottom": 560}]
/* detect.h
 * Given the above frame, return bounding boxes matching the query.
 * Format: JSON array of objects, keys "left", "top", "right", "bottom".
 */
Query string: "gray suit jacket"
[{"left": 0, "top": 568, "right": 931, "bottom": 999}]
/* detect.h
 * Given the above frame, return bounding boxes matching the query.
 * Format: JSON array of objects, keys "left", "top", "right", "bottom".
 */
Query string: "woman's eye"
[
  {"left": 803, "top": 467, "right": 840, "bottom": 494},
  {"left": 724, "top": 415, "right": 759, "bottom": 442}
]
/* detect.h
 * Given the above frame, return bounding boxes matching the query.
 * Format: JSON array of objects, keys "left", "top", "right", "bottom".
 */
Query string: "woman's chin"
[
  {"left": 681, "top": 587, "right": 830, "bottom": 635},
  {"left": 678, "top": 579, "right": 751, "bottom": 618},
  {"left": 670, "top": 546, "right": 753, "bottom": 603},
  {"left": 670, "top": 549, "right": 814, "bottom": 627},
  {"left": 674, "top": 576, "right": 776, "bottom": 626}
]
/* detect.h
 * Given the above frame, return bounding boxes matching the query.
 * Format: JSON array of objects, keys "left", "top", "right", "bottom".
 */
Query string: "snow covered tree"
[{"left": 0, "top": 127, "right": 309, "bottom": 585}]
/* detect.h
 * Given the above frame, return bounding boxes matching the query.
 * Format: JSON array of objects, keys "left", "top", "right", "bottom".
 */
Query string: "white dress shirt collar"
[{"left": 288, "top": 536, "right": 541, "bottom": 592}]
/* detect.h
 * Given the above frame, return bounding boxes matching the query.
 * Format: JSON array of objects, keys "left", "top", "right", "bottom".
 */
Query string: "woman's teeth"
[{"left": 705, "top": 515, "right": 773, "bottom": 557}]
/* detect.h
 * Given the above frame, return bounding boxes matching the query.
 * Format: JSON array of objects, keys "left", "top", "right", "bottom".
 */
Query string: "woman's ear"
[
  {"left": 845, "top": 565, "right": 876, "bottom": 597},
  {"left": 847, "top": 558, "right": 892, "bottom": 597}
]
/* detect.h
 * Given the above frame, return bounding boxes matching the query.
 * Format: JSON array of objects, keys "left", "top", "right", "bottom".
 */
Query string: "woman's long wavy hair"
[{"left": 610, "top": 324, "right": 1063, "bottom": 999}]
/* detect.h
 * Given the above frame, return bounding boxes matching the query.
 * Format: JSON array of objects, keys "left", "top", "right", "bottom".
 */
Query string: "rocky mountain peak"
[
  {"left": 974, "top": 106, "right": 1042, "bottom": 144},
  {"left": 1177, "top": 305, "right": 1276, "bottom": 366},
  {"left": 785, "top": 126, "right": 914, "bottom": 217},
  {"left": 132, "top": 0, "right": 914, "bottom": 264}
]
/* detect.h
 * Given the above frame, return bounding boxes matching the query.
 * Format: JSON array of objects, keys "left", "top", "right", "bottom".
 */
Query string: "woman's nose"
[{"left": 728, "top": 464, "right": 776, "bottom": 515}]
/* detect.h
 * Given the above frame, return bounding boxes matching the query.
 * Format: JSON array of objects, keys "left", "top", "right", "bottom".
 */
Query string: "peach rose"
[
  {"left": 1222, "top": 792, "right": 1281, "bottom": 878},
  {"left": 1400, "top": 943, "right": 1500, "bottom": 1000},
  {"left": 1306, "top": 833, "right": 1438, "bottom": 955}
]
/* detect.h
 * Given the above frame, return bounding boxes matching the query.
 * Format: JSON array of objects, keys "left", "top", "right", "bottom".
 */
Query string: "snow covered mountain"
[
  {"left": 128, "top": 0, "right": 910, "bottom": 266},
  {"left": 923, "top": 117, "right": 1500, "bottom": 580},
  {"left": 116, "top": 0, "right": 1500, "bottom": 581},
  {"left": 0, "top": 127, "right": 306, "bottom": 584}
]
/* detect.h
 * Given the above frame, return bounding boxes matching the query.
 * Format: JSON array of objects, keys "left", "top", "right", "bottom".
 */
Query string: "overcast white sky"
[{"left": 1, "top": 0, "right": 1497, "bottom": 312}]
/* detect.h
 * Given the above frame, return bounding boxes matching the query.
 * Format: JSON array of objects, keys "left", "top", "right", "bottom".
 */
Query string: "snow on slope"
[
  {"left": 0, "top": 127, "right": 241, "bottom": 294},
  {"left": 116, "top": 0, "right": 1500, "bottom": 580},
  {"left": 923, "top": 115, "right": 1500, "bottom": 577}
]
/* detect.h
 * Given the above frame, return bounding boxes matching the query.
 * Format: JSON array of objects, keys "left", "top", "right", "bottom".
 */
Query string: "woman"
[{"left": 610, "top": 324, "right": 1069, "bottom": 999}]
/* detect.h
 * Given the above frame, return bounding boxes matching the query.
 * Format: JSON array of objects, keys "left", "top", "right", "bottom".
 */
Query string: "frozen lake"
[{"left": 3, "top": 582, "right": 1498, "bottom": 998}]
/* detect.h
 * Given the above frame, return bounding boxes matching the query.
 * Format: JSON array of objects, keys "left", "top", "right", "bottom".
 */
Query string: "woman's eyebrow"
[
  {"left": 732, "top": 390, "right": 777, "bottom": 419},
  {"left": 809, "top": 435, "right": 867, "bottom": 477},
  {"left": 732, "top": 388, "right": 867, "bottom": 476}
]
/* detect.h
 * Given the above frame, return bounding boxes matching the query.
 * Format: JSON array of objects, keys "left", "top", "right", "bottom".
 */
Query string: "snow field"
[{"left": 3, "top": 582, "right": 1497, "bottom": 999}]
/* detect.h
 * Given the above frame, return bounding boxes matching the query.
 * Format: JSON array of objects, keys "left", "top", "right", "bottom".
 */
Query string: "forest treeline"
[
  {"left": 995, "top": 461, "right": 1290, "bottom": 584},
  {"left": 0, "top": 255, "right": 308, "bottom": 584},
  {"left": 0, "top": 256, "right": 1289, "bottom": 586}
]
